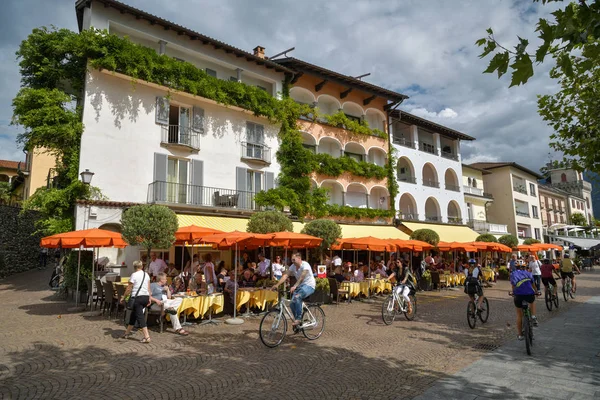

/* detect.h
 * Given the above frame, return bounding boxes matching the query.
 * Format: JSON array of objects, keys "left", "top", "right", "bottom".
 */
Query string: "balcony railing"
[
  {"left": 467, "top": 219, "right": 508, "bottom": 234},
  {"left": 398, "top": 212, "right": 419, "bottom": 221},
  {"left": 513, "top": 185, "right": 527, "bottom": 194},
  {"left": 447, "top": 217, "right": 463, "bottom": 225},
  {"left": 419, "top": 142, "right": 436, "bottom": 154},
  {"left": 147, "top": 181, "right": 261, "bottom": 211},
  {"left": 463, "top": 186, "right": 483, "bottom": 196},
  {"left": 398, "top": 176, "right": 417, "bottom": 184},
  {"left": 445, "top": 183, "right": 461, "bottom": 192},
  {"left": 425, "top": 216, "right": 440, "bottom": 222},
  {"left": 161, "top": 125, "right": 200, "bottom": 150},
  {"left": 515, "top": 210, "right": 530, "bottom": 217},
  {"left": 441, "top": 151, "right": 459, "bottom": 161},
  {"left": 392, "top": 136, "right": 415, "bottom": 149},
  {"left": 241, "top": 142, "right": 271, "bottom": 164},
  {"left": 423, "top": 179, "right": 440, "bottom": 188}
]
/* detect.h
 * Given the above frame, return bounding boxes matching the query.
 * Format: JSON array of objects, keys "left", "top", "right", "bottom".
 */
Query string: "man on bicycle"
[
  {"left": 510, "top": 260, "right": 539, "bottom": 340},
  {"left": 272, "top": 252, "right": 315, "bottom": 327},
  {"left": 464, "top": 259, "right": 484, "bottom": 311},
  {"left": 386, "top": 260, "right": 414, "bottom": 314},
  {"left": 540, "top": 258, "right": 557, "bottom": 299},
  {"left": 560, "top": 253, "right": 580, "bottom": 293}
]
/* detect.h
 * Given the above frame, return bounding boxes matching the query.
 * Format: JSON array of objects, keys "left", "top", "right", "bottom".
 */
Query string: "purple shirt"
[{"left": 510, "top": 270, "right": 535, "bottom": 295}]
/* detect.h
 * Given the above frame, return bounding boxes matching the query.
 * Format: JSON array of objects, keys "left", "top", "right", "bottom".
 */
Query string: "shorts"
[
  {"left": 560, "top": 271, "right": 574, "bottom": 280},
  {"left": 541, "top": 277, "right": 556, "bottom": 287},
  {"left": 514, "top": 294, "right": 535, "bottom": 308}
]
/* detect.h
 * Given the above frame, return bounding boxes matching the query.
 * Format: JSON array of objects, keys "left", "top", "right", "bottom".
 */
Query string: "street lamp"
[{"left": 80, "top": 169, "right": 94, "bottom": 185}]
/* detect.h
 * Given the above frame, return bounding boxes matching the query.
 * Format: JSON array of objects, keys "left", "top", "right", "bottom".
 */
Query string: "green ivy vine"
[{"left": 312, "top": 154, "right": 387, "bottom": 180}]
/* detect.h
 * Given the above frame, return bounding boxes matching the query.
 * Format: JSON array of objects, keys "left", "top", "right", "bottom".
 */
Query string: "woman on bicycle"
[
  {"left": 387, "top": 260, "right": 413, "bottom": 314},
  {"left": 540, "top": 258, "right": 557, "bottom": 298},
  {"left": 464, "top": 259, "right": 484, "bottom": 311},
  {"left": 510, "top": 260, "right": 539, "bottom": 340}
]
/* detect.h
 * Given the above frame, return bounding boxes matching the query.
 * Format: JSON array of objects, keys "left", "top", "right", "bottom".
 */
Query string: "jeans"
[
  {"left": 291, "top": 284, "right": 314, "bottom": 321},
  {"left": 533, "top": 275, "right": 541, "bottom": 292}
]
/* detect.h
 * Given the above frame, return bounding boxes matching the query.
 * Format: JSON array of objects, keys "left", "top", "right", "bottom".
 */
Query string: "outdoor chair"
[
  {"left": 102, "top": 282, "right": 118, "bottom": 319},
  {"left": 114, "top": 284, "right": 127, "bottom": 318},
  {"left": 337, "top": 281, "right": 351, "bottom": 304},
  {"left": 145, "top": 303, "right": 165, "bottom": 333},
  {"left": 94, "top": 279, "right": 105, "bottom": 311},
  {"left": 84, "top": 278, "right": 97, "bottom": 310}
]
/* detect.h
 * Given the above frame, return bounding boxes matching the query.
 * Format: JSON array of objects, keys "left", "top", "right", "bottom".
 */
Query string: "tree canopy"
[
  {"left": 523, "top": 238, "right": 541, "bottom": 245},
  {"left": 121, "top": 205, "right": 178, "bottom": 259},
  {"left": 301, "top": 219, "right": 342, "bottom": 257},
  {"left": 570, "top": 212, "right": 588, "bottom": 226},
  {"left": 498, "top": 234, "right": 519, "bottom": 248},
  {"left": 410, "top": 229, "right": 440, "bottom": 246},
  {"left": 246, "top": 211, "right": 293, "bottom": 234},
  {"left": 475, "top": 233, "right": 498, "bottom": 243}
]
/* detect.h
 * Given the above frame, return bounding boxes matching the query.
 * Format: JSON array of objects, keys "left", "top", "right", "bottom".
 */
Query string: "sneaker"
[
  {"left": 517, "top": 335, "right": 524, "bottom": 341},
  {"left": 532, "top": 316, "right": 539, "bottom": 327}
]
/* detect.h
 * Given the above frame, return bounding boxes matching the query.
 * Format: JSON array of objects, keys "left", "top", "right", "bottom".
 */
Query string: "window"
[
  {"left": 246, "top": 170, "right": 263, "bottom": 193},
  {"left": 344, "top": 152, "right": 364, "bottom": 162},
  {"left": 256, "top": 85, "right": 267, "bottom": 92},
  {"left": 467, "top": 177, "right": 472, "bottom": 186},
  {"left": 572, "top": 199, "right": 576, "bottom": 208},
  {"left": 561, "top": 173, "right": 567, "bottom": 182},
  {"left": 534, "top": 228, "right": 541, "bottom": 240},
  {"left": 302, "top": 143, "right": 316, "bottom": 153},
  {"left": 529, "top": 183, "right": 536, "bottom": 196},
  {"left": 546, "top": 212, "right": 552, "bottom": 224},
  {"left": 586, "top": 198, "right": 590, "bottom": 208},
  {"left": 167, "top": 158, "right": 188, "bottom": 204},
  {"left": 246, "top": 122, "right": 266, "bottom": 159},
  {"left": 532, "top": 205, "right": 539, "bottom": 218},
  {"left": 344, "top": 113, "right": 362, "bottom": 123},
  {"left": 229, "top": 76, "right": 238, "bottom": 82},
  {"left": 472, "top": 179, "right": 477, "bottom": 188},
  {"left": 205, "top": 68, "right": 217, "bottom": 78},
  {"left": 560, "top": 215, "right": 565, "bottom": 223}
]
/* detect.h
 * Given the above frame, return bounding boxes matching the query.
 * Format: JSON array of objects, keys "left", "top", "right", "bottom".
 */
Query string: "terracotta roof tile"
[{"left": 0, "top": 160, "right": 22, "bottom": 170}]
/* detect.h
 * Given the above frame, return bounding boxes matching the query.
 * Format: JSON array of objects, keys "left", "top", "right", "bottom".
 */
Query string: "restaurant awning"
[
  {"left": 550, "top": 236, "right": 600, "bottom": 250},
  {"left": 399, "top": 222, "right": 479, "bottom": 242},
  {"left": 293, "top": 222, "right": 409, "bottom": 240},
  {"left": 177, "top": 214, "right": 249, "bottom": 232}
]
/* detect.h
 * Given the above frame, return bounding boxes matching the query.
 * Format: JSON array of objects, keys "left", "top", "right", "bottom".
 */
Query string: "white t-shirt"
[
  {"left": 130, "top": 270, "right": 150, "bottom": 297},
  {"left": 258, "top": 258, "right": 271, "bottom": 276},
  {"left": 272, "top": 263, "right": 285, "bottom": 277},
  {"left": 148, "top": 259, "right": 167, "bottom": 276},
  {"left": 332, "top": 256, "right": 342, "bottom": 267},
  {"left": 464, "top": 267, "right": 480, "bottom": 279},
  {"left": 529, "top": 260, "right": 542, "bottom": 276},
  {"left": 289, "top": 261, "right": 316, "bottom": 289},
  {"left": 353, "top": 269, "right": 365, "bottom": 282}
]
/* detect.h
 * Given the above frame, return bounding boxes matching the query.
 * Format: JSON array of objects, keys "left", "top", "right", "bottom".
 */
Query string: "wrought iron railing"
[
  {"left": 515, "top": 210, "right": 530, "bottom": 217},
  {"left": 419, "top": 142, "right": 436, "bottom": 154},
  {"left": 241, "top": 142, "right": 271, "bottom": 164},
  {"left": 160, "top": 125, "right": 200, "bottom": 150},
  {"left": 393, "top": 136, "right": 415, "bottom": 149},
  {"left": 398, "top": 212, "right": 419, "bottom": 221},
  {"left": 441, "top": 152, "right": 459, "bottom": 161},
  {"left": 447, "top": 217, "right": 463, "bottom": 225},
  {"left": 445, "top": 183, "right": 461, "bottom": 192},
  {"left": 425, "top": 216, "right": 440, "bottom": 222},
  {"left": 423, "top": 179, "right": 440, "bottom": 188},
  {"left": 398, "top": 176, "right": 417, "bottom": 184},
  {"left": 147, "top": 181, "right": 261, "bottom": 210}
]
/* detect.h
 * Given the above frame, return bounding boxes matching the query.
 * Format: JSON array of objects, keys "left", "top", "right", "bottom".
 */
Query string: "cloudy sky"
[{"left": 0, "top": 0, "right": 562, "bottom": 173}]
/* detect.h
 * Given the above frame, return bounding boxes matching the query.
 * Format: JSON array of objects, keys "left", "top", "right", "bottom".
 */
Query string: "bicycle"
[
  {"left": 544, "top": 281, "right": 559, "bottom": 311},
  {"left": 382, "top": 284, "right": 416, "bottom": 325},
  {"left": 510, "top": 292, "right": 534, "bottom": 355},
  {"left": 259, "top": 289, "right": 325, "bottom": 348},
  {"left": 562, "top": 274, "right": 575, "bottom": 302},
  {"left": 466, "top": 292, "right": 489, "bottom": 329}
]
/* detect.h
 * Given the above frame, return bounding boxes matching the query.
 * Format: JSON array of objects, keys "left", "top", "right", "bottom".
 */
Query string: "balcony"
[
  {"left": 425, "top": 216, "right": 440, "bottom": 222},
  {"left": 161, "top": 125, "right": 200, "bottom": 151},
  {"left": 419, "top": 142, "right": 436, "bottom": 155},
  {"left": 463, "top": 186, "right": 493, "bottom": 199},
  {"left": 515, "top": 210, "right": 530, "bottom": 217},
  {"left": 241, "top": 142, "right": 271, "bottom": 164},
  {"left": 441, "top": 151, "right": 459, "bottom": 161},
  {"left": 423, "top": 179, "right": 440, "bottom": 188},
  {"left": 445, "top": 183, "right": 461, "bottom": 192},
  {"left": 467, "top": 219, "right": 509, "bottom": 234},
  {"left": 398, "top": 176, "right": 417, "bottom": 184},
  {"left": 392, "top": 136, "right": 415, "bottom": 149},
  {"left": 147, "top": 181, "right": 261, "bottom": 211},
  {"left": 447, "top": 217, "right": 463, "bottom": 225},
  {"left": 398, "top": 213, "right": 419, "bottom": 221}
]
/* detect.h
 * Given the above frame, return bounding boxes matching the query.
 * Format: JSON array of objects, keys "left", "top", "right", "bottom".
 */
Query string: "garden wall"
[{"left": 0, "top": 205, "right": 44, "bottom": 278}]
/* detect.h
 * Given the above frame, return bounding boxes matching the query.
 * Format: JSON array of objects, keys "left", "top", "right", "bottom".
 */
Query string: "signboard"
[{"left": 317, "top": 265, "right": 327, "bottom": 278}]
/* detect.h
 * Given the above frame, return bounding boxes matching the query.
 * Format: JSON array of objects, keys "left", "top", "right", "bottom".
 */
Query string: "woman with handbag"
[{"left": 121, "top": 260, "right": 152, "bottom": 343}]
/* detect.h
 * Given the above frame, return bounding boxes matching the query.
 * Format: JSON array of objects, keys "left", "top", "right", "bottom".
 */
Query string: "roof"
[
  {"left": 0, "top": 160, "right": 22, "bottom": 170},
  {"left": 75, "top": 0, "right": 291, "bottom": 74},
  {"left": 461, "top": 163, "right": 491, "bottom": 175},
  {"left": 469, "top": 162, "right": 543, "bottom": 179},
  {"left": 390, "top": 110, "right": 475, "bottom": 141},
  {"left": 551, "top": 236, "right": 600, "bottom": 250},
  {"left": 274, "top": 57, "right": 408, "bottom": 103},
  {"left": 76, "top": 200, "right": 139, "bottom": 207},
  {"left": 537, "top": 183, "right": 572, "bottom": 198}
]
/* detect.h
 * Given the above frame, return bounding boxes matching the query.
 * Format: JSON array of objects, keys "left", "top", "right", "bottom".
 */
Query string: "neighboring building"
[
  {"left": 0, "top": 159, "right": 27, "bottom": 203},
  {"left": 461, "top": 164, "right": 508, "bottom": 237},
  {"left": 470, "top": 162, "right": 544, "bottom": 243},
  {"left": 537, "top": 183, "right": 569, "bottom": 237},
  {"left": 547, "top": 168, "right": 594, "bottom": 225},
  {"left": 22, "top": 149, "right": 56, "bottom": 199},
  {"left": 583, "top": 171, "right": 600, "bottom": 220}
]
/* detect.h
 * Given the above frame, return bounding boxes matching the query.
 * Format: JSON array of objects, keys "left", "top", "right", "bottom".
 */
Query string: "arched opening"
[
  {"left": 344, "top": 142, "right": 366, "bottom": 162},
  {"left": 301, "top": 131, "right": 317, "bottom": 153},
  {"left": 447, "top": 201, "right": 462, "bottom": 224},
  {"left": 368, "top": 147, "right": 387, "bottom": 167},
  {"left": 425, "top": 197, "right": 441, "bottom": 222},
  {"left": 310, "top": 179, "right": 318, "bottom": 190},
  {"left": 467, "top": 177, "right": 472, "bottom": 186},
  {"left": 318, "top": 137, "right": 342, "bottom": 158},
  {"left": 399, "top": 193, "right": 418, "bottom": 220},
  {"left": 321, "top": 180, "right": 344, "bottom": 206},
  {"left": 316, "top": 95, "right": 341, "bottom": 116},
  {"left": 99, "top": 223, "right": 123, "bottom": 233},
  {"left": 289, "top": 87, "right": 316, "bottom": 105},
  {"left": 346, "top": 183, "right": 368, "bottom": 208},
  {"left": 0, "top": 174, "right": 9, "bottom": 183},
  {"left": 397, "top": 157, "right": 416, "bottom": 184},
  {"left": 341, "top": 101, "right": 364, "bottom": 122},
  {"left": 422, "top": 163, "right": 439, "bottom": 188},
  {"left": 561, "top": 173, "right": 567, "bottom": 182},
  {"left": 444, "top": 168, "right": 460, "bottom": 191},
  {"left": 365, "top": 109, "right": 385, "bottom": 131},
  {"left": 472, "top": 178, "right": 478, "bottom": 188},
  {"left": 369, "top": 186, "right": 389, "bottom": 210}
]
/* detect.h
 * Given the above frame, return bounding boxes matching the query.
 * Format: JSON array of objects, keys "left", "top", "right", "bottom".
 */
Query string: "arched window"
[
  {"left": 472, "top": 179, "right": 477, "bottom": 188},
  {"left": 561, "top": 173, "right": 567, "bottom": 182},
  {"left": 467, "top": 177, "right": 472, "bottom": 186}
]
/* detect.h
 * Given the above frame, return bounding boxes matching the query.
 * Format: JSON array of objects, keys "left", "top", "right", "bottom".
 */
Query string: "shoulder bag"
[{"left": 127, "top": 272, "right": 146, "bottom": 310}]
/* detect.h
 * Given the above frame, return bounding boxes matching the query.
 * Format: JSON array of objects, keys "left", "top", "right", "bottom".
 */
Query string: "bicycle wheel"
[
  {"left": 259, "top": 310, "right": 287, "bottom": 348},
  {"left": 553, "top": 290, "right": 559, "bottom": 308},
  {"left": 569, "top": 283, "right": 576, "bottom": 299},
  {"left": 523, "top": 314, "right": 531, "bottom": 355},
  {"left": 545, "top": 289, "right": 553, "bottom": 311},
  {"left": 302, "top": 305, "right": 325, "bottom": 340},
  {"left": 404, "top": 295, "right": 416, "bottom": 321},
  {"left": 467, "top": 301, "right": 477, "bottom": 329},
  {"left": 479, "top": 297, "right": 490, "bottom": 323},
  {"left": 382, "top": 295, "right": 396, "bottom": 325},
  {"left": 562, "top": 282, "right": 569, "bottom": 302}
]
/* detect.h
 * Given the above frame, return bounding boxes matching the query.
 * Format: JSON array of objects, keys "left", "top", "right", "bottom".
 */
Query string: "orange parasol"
[
  {"left": 516, "top": 244, "right": 539, "bottom": 252},
  {"left": 437, "top": 241, "right": 478, "bottom": 252},
  {"left": 469, "top": 242, "right": 512, "bottom": 253},
  {"left": 386, "top": 239, "right": 433, "bottom": 252},
  {"left": 41, "top": 228, "right": 127, "bottom": 248},
  {"left": 532, "top": 243, "right": 563, "bottom": 251},
  {"left": 268, "top": 231, "right": 323, "bottom": 248},
  {"left": 175, "top": 225, "right": 223, "bottom": 243},
  {"left": 335, "top": 236, "right": 396, "bottom": 252}
]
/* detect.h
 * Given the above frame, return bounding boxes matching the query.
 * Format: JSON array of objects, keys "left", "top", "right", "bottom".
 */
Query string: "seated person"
[
  {"left": 164, "top": 263, "right": 179, "bottom": 277},
  {"left": 333, "top": 267, "right": 345, "bottom": 284},
  {"left": 343, "top": 263, "right": 353, "bottom": 281},
  {"left": 353, "top": 264, "right": 365, "bottom": 282},
  {"left": 170, "top": 276, "right": 186, "bottom": 294},
  {"left": 223, "top": 270, "right": 238, "bottom": 315},
  {"left": 217, "top": 267, "right": 228, "bottom": 292},
  {"left": 374, "top": 264, "right": 388, "bottom": 278},
  {"left": 240, "top": 269, "right": 256, "bottom": 288},
  {"left": 150, "top": 273, "right": 188, "bottom": 336},
  {"left": 188, "top": 272, "right": 205, "bottom": 293}
]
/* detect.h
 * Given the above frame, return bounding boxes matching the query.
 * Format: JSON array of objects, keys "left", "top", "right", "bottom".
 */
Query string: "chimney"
[{"left": 253, "top": 45, "right": 266, "bottom": 59}]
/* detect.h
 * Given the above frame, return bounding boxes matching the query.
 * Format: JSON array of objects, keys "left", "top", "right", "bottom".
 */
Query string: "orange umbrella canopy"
[
  {"left": 469, "top": 242, "right": 512, "bottom": 253},
  {"left": 175, "top": 225, "right": 223, "bottom": 243},
  {"left": 269, "top": 232, "right": 323, "bottom": 248},
  {"left": 334, "top": 236, "right": 396, "bottom": 252},
  {"left": 41, "top": 228, "right": 127, "bottom": 249},
  {"left": 437, "top": 241, "right": 478, "bottom": 252},
  {"left": 516, "top": 244, "right": 539, "bottom": 252},
  {"left": 533, "top": 243, "right": 562, "bottom": 251},
  {"left": 387, "top": 239, "right": 433, "bottom": 252},
  {"left": 199, "top": 231, "right": 274, "bottom": 249}
]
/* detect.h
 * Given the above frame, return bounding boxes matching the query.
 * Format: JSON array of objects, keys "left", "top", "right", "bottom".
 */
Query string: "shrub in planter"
[
  {"left": 410, "top": 229, "right": 440, "bottom": 247},
  {"left": 498, "top": 266, "right": 509, "bottom": 280},
  {"left": 420, "top": 270, "right": 432, "bottom": 291},
  {"left": 498, "top": 234, "right": 519, "bottom": 248},
  {"left": 308, "top": 278, "right": 331, "bottom": 304},
  {"left": 64, "top": 250, "right": 94, "bottom": 291}
]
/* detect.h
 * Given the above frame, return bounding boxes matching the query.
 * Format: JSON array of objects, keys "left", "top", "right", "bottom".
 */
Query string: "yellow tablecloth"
[
  {"left": 368, "top": 279, "right": 392, "bottom": 294},
  {"left": 340, "top": 281, "right": 371, "bottom": 297},
  {"left": 236, "top": 289, "right": 279, "bottom": 311},
  {"left": 170, "top": 294, "right": 224, "bottom": 320},
  {"left": 482, "top": 270, "right": 494, "bottom": 282}
]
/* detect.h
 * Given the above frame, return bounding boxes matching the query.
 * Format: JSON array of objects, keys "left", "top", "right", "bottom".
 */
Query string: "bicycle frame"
[
  {"left": 389, "top": 286, "right": 409, "bottom": 312},
  {"left": 276, "top": 294, "right": 317, "bottom": 329}
]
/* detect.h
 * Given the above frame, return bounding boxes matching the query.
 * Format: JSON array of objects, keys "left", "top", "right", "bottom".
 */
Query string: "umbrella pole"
[
  {"left": 67, "top": 245, "right": 86, "bottom": 312},
  {"left": 226, "top": 242, "right": 244, "bottom": 325}
]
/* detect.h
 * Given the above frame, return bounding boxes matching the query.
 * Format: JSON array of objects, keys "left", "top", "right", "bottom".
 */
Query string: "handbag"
[{"left": 126, "top": 272, "right": 146, "bottom": 310}]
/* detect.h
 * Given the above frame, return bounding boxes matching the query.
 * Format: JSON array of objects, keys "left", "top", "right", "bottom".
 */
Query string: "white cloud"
[{"left": 410, "top": 107, "right": 458, "bottom": 120}]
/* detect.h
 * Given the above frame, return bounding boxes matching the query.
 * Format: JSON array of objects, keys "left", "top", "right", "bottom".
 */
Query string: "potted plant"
[
  {"left": 308, "top": 278, "right": 330, "bottom": 304},
  {"left": 420, "top": 270, "right": 432, "bottom": 291},
  {"left": 497, "top": 266, "right": 509, "bottom": 280}
]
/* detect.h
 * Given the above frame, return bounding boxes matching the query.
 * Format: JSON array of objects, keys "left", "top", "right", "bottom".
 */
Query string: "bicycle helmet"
[{"left": 468, "top": 259, "right": 477, "bottom": 265}]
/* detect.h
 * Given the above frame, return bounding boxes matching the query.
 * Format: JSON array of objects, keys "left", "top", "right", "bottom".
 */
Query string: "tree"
[
  {"left": 0, "top": 182, "right": 12, "bottom": 205},
  {"left": 475, "top": 233, "right": 498, "bottom": 243},
  {"left": 570, "top": 212, "right": 587, "bottom": 226},
  {"left": 498, "top": 234, "right": 519, "bottom": 248},
  {"left": 410, "top": 229, "right": 440, "bottom": 247},
  {"left": 246, "top": 210, "right": 293, "bottom": 234},
  {"left": 523, "top": 238, "right": 541, "bottom": 245},
  {"left": 301, "top": 219, "right": 342, "bottom": 260},
  {"left": 121, "top": 205, "right": 178, "bottom": 264}
]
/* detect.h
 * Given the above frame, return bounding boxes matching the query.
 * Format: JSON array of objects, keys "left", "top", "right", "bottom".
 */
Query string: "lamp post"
[
  {"left": 75, "top": 168, "right": 95, "bottom": 314},
  {"left": 80, "top": 169, "right": 94, "bottom": 185}
]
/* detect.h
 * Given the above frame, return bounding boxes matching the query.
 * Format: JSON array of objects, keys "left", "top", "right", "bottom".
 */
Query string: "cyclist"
[
  {"left": 540, "top": 258, "right": 557, "bottom": 299},
  {"left": 272, "top": 252, "right": 315, "bottom": 327},
  {"left": 464, "top": 259, "right": 484, "bottom": 311},
  {"left": 510, "top": 260, "right": 539, "bottom": 340},
  {"left": 386, "top": 260, "right": 414, "bottom": 314},
  {"left": 559, "top": 253, "right": 580, "bottom": 293}
]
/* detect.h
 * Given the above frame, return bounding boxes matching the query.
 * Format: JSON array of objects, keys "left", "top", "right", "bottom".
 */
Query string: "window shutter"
[
  {"left": 153, "top": 153, "right": 168, "bottom": 202},
  {"left": 190, "top": 160, "right": 204, "bottom": 205},
  {"left": 155, "top": 97, "right": 169, "bottom": 125},
  {"left": 265, "top": 172, "right": 274, "bottom": 191},
  {"left": 236, "top": 167, "right": 248, "bottom": 209},
  {"left": 192, "top": 107, "right": 204, "bottom": 133}
]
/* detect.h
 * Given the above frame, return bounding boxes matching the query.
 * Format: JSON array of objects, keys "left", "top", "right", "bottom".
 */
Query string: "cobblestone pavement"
[{"left": 1, "top": 267, "right": 598, "bottom": 399}]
